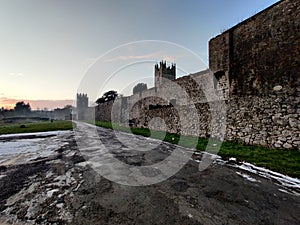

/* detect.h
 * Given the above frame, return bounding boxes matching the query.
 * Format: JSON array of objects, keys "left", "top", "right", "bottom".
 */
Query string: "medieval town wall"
[
  {"left": 93, "top": 0, "right": 299, "bottom": 150},
  {"left": 209, "top": 0, "right": 300, "bottom": 96}
]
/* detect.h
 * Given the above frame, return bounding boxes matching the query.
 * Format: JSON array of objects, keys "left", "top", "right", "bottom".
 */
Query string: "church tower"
[
  {"left": 154, "top": 61, "right": 176, "bottom": 87},
  {"left": 76, "top": 93, "right": 88, "bottom": 120}
]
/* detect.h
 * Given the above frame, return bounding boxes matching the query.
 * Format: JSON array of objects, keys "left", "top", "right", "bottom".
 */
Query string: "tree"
[
  {"left": 96, "top": 90, "right": 118, "bottom": 104},
  {"left": 64, "top": 105, "right": 73, "bottom": 109},
  {"left": 14, "top": 101, "right": 31, "bottom": 114},
  {"left": 133, "top": 83, "right": 147, "bottom": 94}
]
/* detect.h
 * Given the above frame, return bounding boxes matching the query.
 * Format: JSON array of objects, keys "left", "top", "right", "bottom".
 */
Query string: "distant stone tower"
[
  {"left": 76, "top": 93, "right": 88, "bottom": 120},
  {"left": 154, "top": 61, "right": 176, "bottom": 87}
]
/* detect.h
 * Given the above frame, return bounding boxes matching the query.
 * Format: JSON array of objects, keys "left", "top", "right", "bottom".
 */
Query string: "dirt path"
[{"left": 0, "top": 123, "right": 299, "bottom": 224}]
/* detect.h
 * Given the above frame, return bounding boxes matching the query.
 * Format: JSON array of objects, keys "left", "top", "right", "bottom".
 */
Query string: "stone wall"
[
  {"left": 209, "top": 0, "right": 300, "bottom": 96},
  {"left": 81, "top": 107, "right": 95, "bottom": 121},
  {"left": 94, "top": 70, "right": 299, "bottom": 150},
  {"left": 127, "top": 87, "right": 299, "bottom": 149},
  {"left": 226, "top": 89, "right": 299, "bottom": 149},
  {"left": 95, "top": 102, "right": 113, "bottom": 122},
  {"left": 93, "top": 0, "right": 300, "bottom": 150},
  {"left": 129, "top": 74, "right": 299, "bottom": 149}
]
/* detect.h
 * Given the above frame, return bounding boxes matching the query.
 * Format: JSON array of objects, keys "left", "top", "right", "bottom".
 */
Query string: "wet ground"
[{"left": 0, "top": 122, "right": 299, "bottom": 225}]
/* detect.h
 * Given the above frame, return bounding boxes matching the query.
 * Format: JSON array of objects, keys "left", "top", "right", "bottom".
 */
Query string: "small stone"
[
  {"left": 188, "top": 213, "right": 193, "bottom": 218},
  {"left": 259, "top": 140, "right": 267, "bottom": 146},
  {"left": 237, "top": 132, "right": 243, "bottom": 137},
  {"left": 56, "top": 203, "right": 64, "bottom": 208},
  {"left": 260, "top": 131, "right": 267, "bottom": 135},
  {"left": 293, "top": 141, "right": 300, "bottom": 145},
  {"left": 278, "top": 137, "right": 286, "bottom": 142},
  {"left": 244, "top": 137, "right": 250, "bottom": 144},
  {"left": 289, "top": 118, "right": 298, "bottom": 128},
  {"left": 282, "top": 130, "right": 292, "bottom": 136},
  {"left": 288, "top": 114, "right": 298, "bottom": 118},
  {"left": 272, "top": 117, "right": 288, "bottom": 126},
  {"left": 283, "top": 143, "right": 293, "bottom": 149},
  {"left": 273, "top": 85, "right": 282, "bottom": 91},
  {"left": 253, "top": 140, "right": 259, "bottom": 145},
  {"left": 274, "top": 143, "right": 282, "bottom": 148}
]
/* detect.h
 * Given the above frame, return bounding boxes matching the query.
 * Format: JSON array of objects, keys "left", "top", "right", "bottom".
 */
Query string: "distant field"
[
  {"left": 93, "top": 121, "right": 300, "bottom": 178},
  {"left": 0, "top": 120, "right": 74, "bottom": 135}
]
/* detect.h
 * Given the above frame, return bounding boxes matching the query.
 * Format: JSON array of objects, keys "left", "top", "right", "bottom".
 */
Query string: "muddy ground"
[{"left": 0, "top": 124, "right": 299, "bottom": 225}]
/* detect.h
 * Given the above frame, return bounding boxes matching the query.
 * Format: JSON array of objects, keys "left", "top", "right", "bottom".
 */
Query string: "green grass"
[
  {"left": 0, "top": 120, "right": 74, "bottom": 135},
  {"left": 92, "top": 120, "right": 300, "bottom": 178},
  {"left": 218, "top": 141, "right": 300, "bottom": 178}
]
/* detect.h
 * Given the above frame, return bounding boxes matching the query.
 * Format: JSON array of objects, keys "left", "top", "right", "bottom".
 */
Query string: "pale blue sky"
[{"left": 0, "top": 0, "right": 279, "bottom": 108}]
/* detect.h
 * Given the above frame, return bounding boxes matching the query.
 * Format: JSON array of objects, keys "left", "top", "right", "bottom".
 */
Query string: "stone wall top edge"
[{"left": 209, "top": 0, "right": 285, "bottom": 41}]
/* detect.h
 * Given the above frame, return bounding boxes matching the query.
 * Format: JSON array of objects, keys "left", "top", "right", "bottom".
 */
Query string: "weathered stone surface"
[
  {"left": 90, "top": 0, "right": 300, "bottom": 150},
  {"left": 209, "top": 0, "right": 300, "bottom": 96},
  {"left": 283, "top": 143, "right": 293, "bottom": 149},
  {"left": 289, "top": 118, "right": 299, "bottom": 128}
]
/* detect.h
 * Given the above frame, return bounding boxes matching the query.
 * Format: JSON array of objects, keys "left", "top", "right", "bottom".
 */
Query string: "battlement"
[
  {"left": 154, "top": 61, "right": 176, "bottom": 87},
  {"left": 76, "top": 93, "right": 88, "bottom": 120}
]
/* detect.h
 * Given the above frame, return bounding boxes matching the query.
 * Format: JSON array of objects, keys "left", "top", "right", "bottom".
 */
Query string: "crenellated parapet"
[{"left": 154, "top": 61, "right": 176, "bottom": 87}]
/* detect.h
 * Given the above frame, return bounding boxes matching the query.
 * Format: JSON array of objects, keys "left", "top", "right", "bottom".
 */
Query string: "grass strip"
[
  {"left": 0, "top": 120, "right": 74, "bottom": 135},
  {"left": 93, "top": 120, "right": 300, "bottom": 178}
]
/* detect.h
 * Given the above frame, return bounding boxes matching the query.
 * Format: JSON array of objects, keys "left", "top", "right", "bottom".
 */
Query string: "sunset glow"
[
  {"left": 0, "top": 0, "right": 279, "bottom": 109},
  {"left": 0, "top": 98, "right": 73, "bottom": 110}
]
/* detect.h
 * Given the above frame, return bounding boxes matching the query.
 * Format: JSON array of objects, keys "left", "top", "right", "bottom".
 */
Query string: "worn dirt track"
[{"left": 0, "top": 123, "right": 299, "bottom": 225}]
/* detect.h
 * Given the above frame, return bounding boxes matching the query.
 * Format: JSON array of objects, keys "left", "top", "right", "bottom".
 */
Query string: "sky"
[{"left": 0, "top": 0, "right": 279, "bottom": 109}]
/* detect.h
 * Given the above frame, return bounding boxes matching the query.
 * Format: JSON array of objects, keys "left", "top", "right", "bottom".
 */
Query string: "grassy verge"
[
  {"left": 93, "top": 121, "right": 300, "bottom": 178},
  {"left": 0, "top": 120, "right": 74, "bottom": 135}
]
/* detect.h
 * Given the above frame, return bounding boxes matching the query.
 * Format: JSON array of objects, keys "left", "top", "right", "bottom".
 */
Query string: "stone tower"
[
  {"left": 154, "top": 61, "right": 176, "bottom": 87},
  {"left": 76, "top": 93, "right": 88, "bottom": 120}
]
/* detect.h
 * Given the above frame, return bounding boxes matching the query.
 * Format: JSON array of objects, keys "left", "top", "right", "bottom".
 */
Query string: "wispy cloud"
[
  {"left": 9, "top": 72, "right": 24, "bottom": 77},
  {"left": 81, "top": 58, "right": 97, "bottom": 66},
  {"left": 161, "top": 55, "right": 176, "bottom": 62},
  {"left": 105, "top": 51, "right": 175, "bottom": 62}
]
